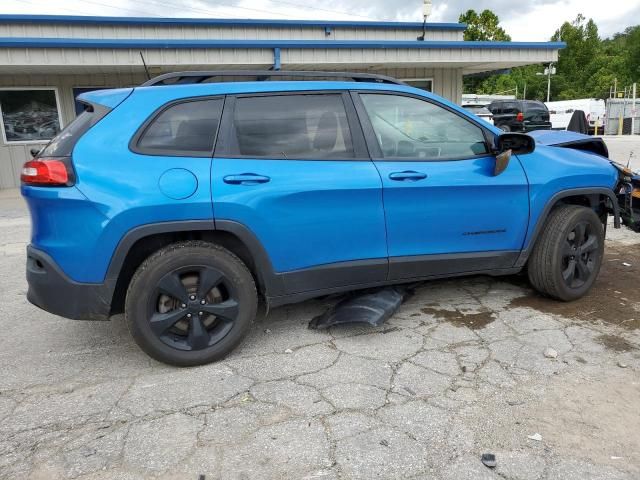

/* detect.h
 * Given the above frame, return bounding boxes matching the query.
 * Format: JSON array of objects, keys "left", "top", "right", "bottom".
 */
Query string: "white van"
[{"left": 545, "top": 99, "right": 606, "bottom": 134}]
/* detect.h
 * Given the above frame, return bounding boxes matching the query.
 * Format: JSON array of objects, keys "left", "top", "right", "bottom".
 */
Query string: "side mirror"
[
  {"left": 492, "top": 133, "right": 535, "bottom": 176},
  {"left": 495, "top": 133, "right": 535, "bottom": 156}
]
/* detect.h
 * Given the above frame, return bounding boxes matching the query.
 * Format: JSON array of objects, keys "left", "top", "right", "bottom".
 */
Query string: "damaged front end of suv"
[
  {"left": 613, "top": 163, "right": 640, "bottom": 233},
  {"left": 528, "top": 130, "right": 640, "bottom": 233}
]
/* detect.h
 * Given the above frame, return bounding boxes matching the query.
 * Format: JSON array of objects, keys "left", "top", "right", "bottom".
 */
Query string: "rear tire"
[
  {"left": 499, "top": 124, "right": 511, "bottom": 132},
  {"left": 527, "top": 205, "right": 604, "bottom": 301},
  {"left": 125, "top": 241, "right": 257, "bottom": 366}
]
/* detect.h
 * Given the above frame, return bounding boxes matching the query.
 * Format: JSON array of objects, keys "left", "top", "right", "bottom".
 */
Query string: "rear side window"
[
  {"left": 40, "top": 105, "right": 108, "bottom": 157},
  {"left": 522, "top": 101, "right": 548, "bottom": 113},
  {"left": 228, "top": 94, "right": 354, "bottom": 159},
  {"left": 135, "top": 98, "right": 223, "bottom": 156},
  {"left": 503, "top": 102, "right": 517, "bottom": 113}
]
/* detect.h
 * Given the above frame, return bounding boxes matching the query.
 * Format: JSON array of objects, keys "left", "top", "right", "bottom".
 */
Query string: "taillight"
[
  {"left": 21, "top": 158, "right": 75, "bottom": 186},
  {"left": 516, "top": 112, "right": 524, "bottom": 122}
]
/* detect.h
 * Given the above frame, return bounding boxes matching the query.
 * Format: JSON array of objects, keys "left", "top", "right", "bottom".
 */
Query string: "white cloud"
[{"left": 499, "top": 0, "right": 640, "bottom": 41}]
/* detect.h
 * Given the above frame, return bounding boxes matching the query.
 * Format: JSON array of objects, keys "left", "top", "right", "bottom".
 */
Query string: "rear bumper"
[
  {"left": 523, "top": 123, "right": 552, "bottom": 132},
  {"left": 26, "top": 245, "right": 112, "bottom": 320}
]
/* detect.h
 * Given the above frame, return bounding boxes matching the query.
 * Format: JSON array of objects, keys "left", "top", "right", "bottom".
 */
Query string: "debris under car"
[{"left": 309, "top": 287, "right": 412, "bottom": 330}]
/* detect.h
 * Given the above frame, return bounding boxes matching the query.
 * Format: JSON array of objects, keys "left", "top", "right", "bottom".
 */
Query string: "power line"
[
  {"left": 264, "top": 0, "right": 384, "bottom": 21},
  {"left": 61, "top": 0, "right": 167, "bottom": 18},
  {"left": 135, "top": 0, "right": 293, "bottom": 18},
  {"left": 115, "top": 0, "right": 238, "bottom": 19},
  {"left": 24, "top": 0, "right": 387, "bottom": 23}
]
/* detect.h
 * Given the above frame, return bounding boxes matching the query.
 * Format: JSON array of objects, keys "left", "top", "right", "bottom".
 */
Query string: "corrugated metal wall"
[
  {"left": 605, "top": 99, "right": 640, "bottom": 135},
  {"left": 0, "top": 46, "right": 557, "bottom": 74},
  {"left": 0, "top": 23, "right": 463, "bottom": 42}
]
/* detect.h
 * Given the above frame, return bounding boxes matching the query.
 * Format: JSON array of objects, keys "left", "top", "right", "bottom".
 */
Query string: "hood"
[{"left": 527, "top": 130, "right": 608, "bottom": 159}]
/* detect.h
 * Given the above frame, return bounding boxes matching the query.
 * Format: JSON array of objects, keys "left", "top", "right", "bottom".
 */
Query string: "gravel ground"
[{"left": 1, "top": 180, "right": 640, "bottom": 479}]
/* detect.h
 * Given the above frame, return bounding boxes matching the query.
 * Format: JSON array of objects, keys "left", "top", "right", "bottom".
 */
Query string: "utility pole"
[
  {"left": 632, "top": 83, "right": 637, "bottom": 136},
  {"left": 536, "top": 63, "right": 556, "bottom": 102},
  {"left": 546, "top": 63, "right": 554, "bottom": 102}
]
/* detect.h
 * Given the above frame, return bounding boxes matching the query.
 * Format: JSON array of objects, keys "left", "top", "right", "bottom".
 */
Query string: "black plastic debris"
[
  {"left": 567, "top": 110, "right": 588, "bottom": 134},
  {"left": 308, "top": 287, "right": 410, "bottom": 330},
  {"left": 481, "top": 453, "right": 497, "bottom": 468}
]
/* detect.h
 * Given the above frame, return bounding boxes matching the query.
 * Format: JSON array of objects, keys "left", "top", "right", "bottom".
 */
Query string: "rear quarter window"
[
  {"left": 39, "top": 104, "right": 108, "bottom": 157},
  {"left": 523, "top": 101, "right": 549, "bottom": 113},
  {"left": 133, "top": 98, "right": 223, "bottom": 157}
]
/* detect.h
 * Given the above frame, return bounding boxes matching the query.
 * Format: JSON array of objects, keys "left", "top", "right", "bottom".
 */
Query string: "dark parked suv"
[{"left": 488, "top": 100, "right": 552, "bottom": 132}]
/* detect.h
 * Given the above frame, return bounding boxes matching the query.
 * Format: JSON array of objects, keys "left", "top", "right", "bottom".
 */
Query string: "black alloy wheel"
[
  {"left": 527, "top": 205, "right": 605, "bottom": 302},
  {"left": 126, "top": 241, "right": 257, "bottom": 366},
  {"left": 150, "top": 266, "right": 239, "bottom": 351},
  {"left": 560, "top": 221, "right": 600, "bottom": 289}
]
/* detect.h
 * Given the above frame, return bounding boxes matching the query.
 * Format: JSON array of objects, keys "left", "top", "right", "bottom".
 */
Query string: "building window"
[
  {"left": 401, "top": 79, "right": 434, "bottom": 92},
  {"left": 0, "top": 88, "right": 62, "bottom": 144}
]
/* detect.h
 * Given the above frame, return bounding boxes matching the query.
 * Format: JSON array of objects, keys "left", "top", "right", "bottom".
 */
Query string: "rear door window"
[
  {"left": 226, "top": 94, "right": 354, "bottom": 159},
  {"left": 135, "top": 98, "right": 223, "bottom": 156}
]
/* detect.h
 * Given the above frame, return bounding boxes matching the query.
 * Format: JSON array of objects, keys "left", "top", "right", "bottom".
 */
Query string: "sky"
[{"left": 3, "top": 0, "right": 640, "bottom": 41}]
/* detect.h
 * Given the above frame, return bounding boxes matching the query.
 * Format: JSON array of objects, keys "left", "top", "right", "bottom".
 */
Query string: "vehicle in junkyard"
[
  {"left": 462, "top": 103, "right": 494, "bottom": 125},
  {"left": 21, "top": 71, "right": 640, "bottom": 366},
  {"left": 546, "top": 98, "right": 606, "bottom": 134},
  {"left": 488, "top": 99, "right": 552, "bottom": 132}
]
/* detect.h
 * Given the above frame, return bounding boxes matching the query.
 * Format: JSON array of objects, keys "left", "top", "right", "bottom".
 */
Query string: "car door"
[
  {"left": 212, "top": 91, "right": 387, "bottom": 295},
  {"left": 352, "top": 91, "right": 530, "bottom": 281}
]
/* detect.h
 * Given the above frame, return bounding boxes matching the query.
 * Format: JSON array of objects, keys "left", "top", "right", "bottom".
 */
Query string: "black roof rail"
[{"left": 140, "top": 70, "right": 406, "bottom": 87}]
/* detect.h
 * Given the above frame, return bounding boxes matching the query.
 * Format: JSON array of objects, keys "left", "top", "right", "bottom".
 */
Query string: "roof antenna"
[
  {"left": 417, "top": 0, "right": 432, "bottom": 41},
  {"left": 140, "top": 52, "right": 151, "bottom": 81}
]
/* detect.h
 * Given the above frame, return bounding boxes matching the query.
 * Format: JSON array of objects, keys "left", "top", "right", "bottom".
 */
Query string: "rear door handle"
[
  {"left": 388, "top": 171, "right": 427, "bottom": 182},
  {"left": 223, "top": 173, "right": 271, "bottom": 185}
]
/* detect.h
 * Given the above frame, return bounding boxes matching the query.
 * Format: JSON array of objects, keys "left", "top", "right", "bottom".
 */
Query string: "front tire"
[
  {"left": 125, "top": 241, "right": 257, "bottom": 366},
  {"left": 527, "top": 205, "right": 604, "bottom": 301}
]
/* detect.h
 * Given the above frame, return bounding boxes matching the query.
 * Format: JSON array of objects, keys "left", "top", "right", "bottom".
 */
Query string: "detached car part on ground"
[{"left": 21, "top": 71, "right": 640, "bottom": 366}]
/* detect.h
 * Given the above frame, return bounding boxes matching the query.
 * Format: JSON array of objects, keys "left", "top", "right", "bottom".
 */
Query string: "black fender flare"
[
  {"left": 104, "top": 219, "right": 284, "bottom": 297},
  {"left": 514, "top": 187, "right": 619, "bottom": 268}
]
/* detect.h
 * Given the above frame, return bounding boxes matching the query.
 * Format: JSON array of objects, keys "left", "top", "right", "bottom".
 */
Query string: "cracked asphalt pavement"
[{"left": 1, "top": 186, "right": 639, "bottom": 480}]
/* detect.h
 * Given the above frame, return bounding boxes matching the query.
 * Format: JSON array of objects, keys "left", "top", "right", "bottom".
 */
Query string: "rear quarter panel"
[{"left": 60, "top": 88, "right": 215, "bottom": 283}]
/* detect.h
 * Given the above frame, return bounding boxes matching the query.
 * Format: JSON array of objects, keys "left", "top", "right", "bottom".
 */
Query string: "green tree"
[
  {"left": 459, "top": 9, "right": 512, "bottom": 94},
  {"left": 461, "top": 10, "right": 638, "bottom": 101},
  {"left": 550, "top": 14, "right": 602, "bottom": 99},
  {"left": 459, "top": 9, "right": 511, "bottom": 41}
]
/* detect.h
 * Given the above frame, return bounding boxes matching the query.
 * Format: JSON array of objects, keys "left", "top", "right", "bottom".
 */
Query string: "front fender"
[{"left": 514, "top": 145, "right": 620, "bottom": 266}]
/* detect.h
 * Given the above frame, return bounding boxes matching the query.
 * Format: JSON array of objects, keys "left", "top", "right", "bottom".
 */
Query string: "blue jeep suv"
[{"left": 21, "top": 71, "right": 640, "bottom": 366}]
